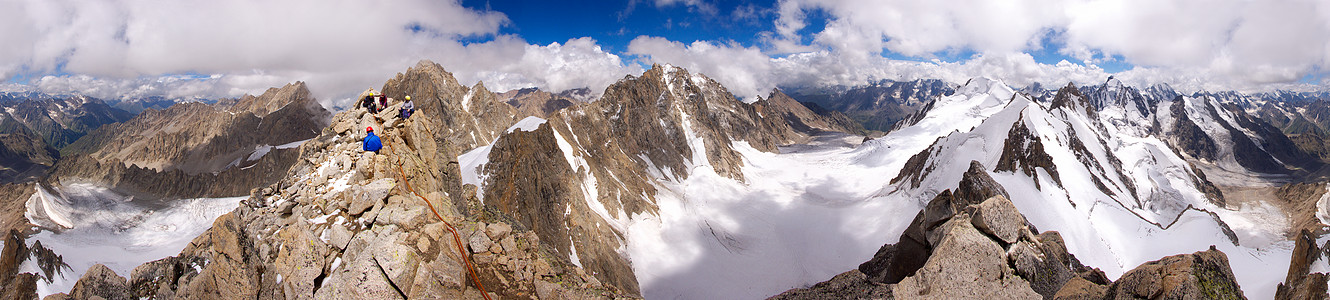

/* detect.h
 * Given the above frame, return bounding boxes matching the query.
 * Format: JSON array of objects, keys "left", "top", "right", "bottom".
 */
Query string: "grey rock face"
[
  {"left": 67, "top": 264, "right": 131, "bottom": 300},
  {"left": 1102, "top": 246, "right": 1246, "bottom": 300},
  {"left": 768, "top": 270, "right": 893, "bottom": 300},
  {"left": 892, "top": 217, "right": 1041, "bottom": 299},
  {"left": 971, "top": 194, "right": 1025, "bottom": 244}
]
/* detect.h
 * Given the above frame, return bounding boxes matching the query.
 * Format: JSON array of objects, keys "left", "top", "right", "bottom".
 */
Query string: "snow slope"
[{"left": 618, "top": 77, "right": 1288, "bottom": 299}]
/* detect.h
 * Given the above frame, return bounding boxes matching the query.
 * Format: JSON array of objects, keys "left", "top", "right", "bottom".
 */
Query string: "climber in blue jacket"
[{"left": 364, "top": 126, "right": 382, "bottom": 152}]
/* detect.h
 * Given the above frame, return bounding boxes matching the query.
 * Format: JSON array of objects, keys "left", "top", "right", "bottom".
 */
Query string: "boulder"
[
  {"left": 329, "top": 225, "right": 354, "bottom": 250},
  {"left": 892, "top": 218, "right": 1041, "bottom": 299},
  {"left": 273, "top": 223, "right": 330, "bottom": 298},
  {"left": 1008, "top": 239, "right": 1072, "bottom": 299},
  {"left": 371, "top": 237, "right": 421, "bottom": 296},
  {"left": 486, "top": 222, "right": 513, "bottom": 241},
  {"left": 769, "top": 270, "right": 892, "bottom": 299},
  {"left": 1054, "top": 277, "right": 1108, "bottom": 300},
  {"left": 470, "top": 231, "right": 494, "bottom": 254},
  {"left": 68, "top": 264, "right": 131, "bottom": 300},
  {"left": 1103, "top": 246, "right": 1245, "bottom": 300},
  {"left": 971, "top": 195, "right": 1025, "bottom": 244},
  {"left": 349, "top": 179, "right": 394, "bottom": 215}
]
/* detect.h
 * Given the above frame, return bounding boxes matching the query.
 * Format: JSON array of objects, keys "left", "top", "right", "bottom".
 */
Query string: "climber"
[
  {"left": 399, "top": 95, "right": 415, "bottom": 119},
  {"left": 362, "top": 92, "right": 380, "bottom": 114},
  {"left": 377, "top": 93, "right": 388, "bottom": 108},
  {"left": 363, "top": 126, "right": 382, "bottom": 152}
]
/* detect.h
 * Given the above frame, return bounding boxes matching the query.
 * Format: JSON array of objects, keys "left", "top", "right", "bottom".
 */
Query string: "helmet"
[
  {"left": 366, "top": 126, "right": 374, "bottom": 132},
  {"left": 405, "top": 96, "right": 411, "bottom": 100}
]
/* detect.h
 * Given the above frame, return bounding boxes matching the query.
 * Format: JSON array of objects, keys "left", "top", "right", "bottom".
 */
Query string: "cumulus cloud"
[
  {"left": 627, "top": 36, "right": 1115, "bottom": 99},
  {"left": 454, "top": 37, "right": 643, "bottom": 95},
  {"left": 628, "top": 37, "right": 775, "bottom": 99},
  {"left": 772, "top": 0, "right": 1330, "bottom": 90},
  {"left": 0, "top": 0, "right": 637, "bottom": 108}
]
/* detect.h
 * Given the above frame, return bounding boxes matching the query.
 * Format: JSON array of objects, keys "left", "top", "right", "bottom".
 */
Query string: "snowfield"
[{"left": 591, "top": 77, "right": 1292, "bottom": 299}]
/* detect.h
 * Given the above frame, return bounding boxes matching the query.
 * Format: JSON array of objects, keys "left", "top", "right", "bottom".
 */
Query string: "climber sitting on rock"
[
  {"left": 399, "top": 95, "right": 415, "bottom": 119},
  {"left": 363, "top": 126, "right": 382, "bottom": 153},
  {"left": 361, "top": 93, "right": 379, "bottom": 114}
]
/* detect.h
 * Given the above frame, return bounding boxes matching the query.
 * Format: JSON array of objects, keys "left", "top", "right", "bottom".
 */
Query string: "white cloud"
[
  {"left": 772, "top": 0, "right": 1330, "bottom": 90},
  {"left": 626, "top": 37, "right": 1116, "bottom": 99},
  {"left": 628, "top": 36, "right": 776, "bottom": 100},
  {"left": 444, "top": 37, "right": 643, "bottom": 95},
  {"left": 0, "top": 0, "right": 638, "bottom": 108}
]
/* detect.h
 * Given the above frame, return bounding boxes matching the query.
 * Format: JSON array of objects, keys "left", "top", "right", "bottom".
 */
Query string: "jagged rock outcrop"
[
  {"left": 477, "top": 120, "right": 639, "bottom": 294},
  {"left": 1, "top": 228, "right": 71, "bottom": 300},
  {"left": 1102, "top": 246, "right": 1246, "bottom": 300},
  {"left": 779, "top": 193, "right": 1106, "bottom": 300},
  {"left": 995, "top": 115, "right": 1063, "bottom": 190},
  {"left": 43, "top": 82, "right": 330, "bottom": 199},
  {"left": 1, "top": 229, "right": 38, "bottom": 300},
  {"left": 378, "top": 60, "right": 519, "bottom": 210},
  {"left": 380, "top": 60, "right": 516, "bottom": 153},
  {"left": 1276, "top": 229, "right": 1329, "bottom": 300},
  {"left": 1050, "top": 83, "right": 1097, "bottom": 119},
  {"left": 754, "top": 89, "right": 863, "bottom": 135},
  {"left": 45, "top": 264, "right": 132, "bottom": 300},
  {"left": 861, "top": 161, "right": 1011, "bottom": 284},
  {"left": 779, "top": 159, "right": 1247, "bottom": 300}
]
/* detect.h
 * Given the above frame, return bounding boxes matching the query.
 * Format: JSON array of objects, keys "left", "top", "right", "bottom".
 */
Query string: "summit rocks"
[{"left": 776, "top": 174, "right": 1246, "bottom": 300}]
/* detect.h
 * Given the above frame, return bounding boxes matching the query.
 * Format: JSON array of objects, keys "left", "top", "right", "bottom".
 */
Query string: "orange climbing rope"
[{"left": 385, "top": 139, "right": 493, "bottom": 300}]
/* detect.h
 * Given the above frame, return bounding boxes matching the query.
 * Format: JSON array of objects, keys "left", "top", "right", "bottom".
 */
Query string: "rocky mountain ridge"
[
  {"left": 40, "top": 82, "right": 330, "bottom": 199},
  {"left": 496, "top": 87, "right": 581, "bottom": 118},
  {"left": 0, "top": 95, "right": 134, "bottom": 183},
  {"left": 786, "top": 78, "right": 956, "bottom": 132}
]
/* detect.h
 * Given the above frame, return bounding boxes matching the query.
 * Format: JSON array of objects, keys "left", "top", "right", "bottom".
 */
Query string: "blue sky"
[
  {"left": 1, "top": 0, "right": 1327, "bottom": 106},
  {"left": 463, "top": 0, "right": 778, "bottom": 53}
]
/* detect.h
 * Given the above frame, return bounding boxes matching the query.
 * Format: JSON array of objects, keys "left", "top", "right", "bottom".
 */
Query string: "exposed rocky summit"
[
  {"left": 775, "top": 162, "right": 1246, "bottom": 300},
  {"left": 1101, "top": 246, "right": 1245, "bottom": 300}
]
